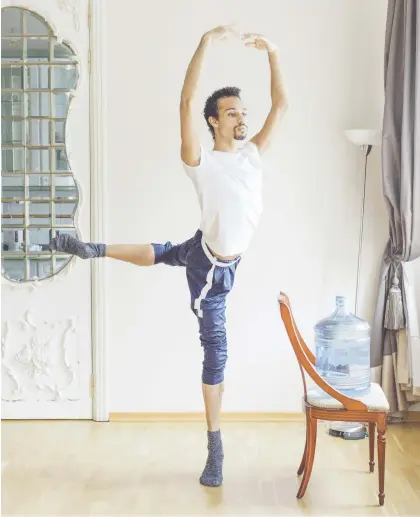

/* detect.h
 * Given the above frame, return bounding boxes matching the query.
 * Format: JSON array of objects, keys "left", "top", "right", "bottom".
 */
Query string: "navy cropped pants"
[{"left": 152, "top": 230, "right": 240, "bottom": 385}]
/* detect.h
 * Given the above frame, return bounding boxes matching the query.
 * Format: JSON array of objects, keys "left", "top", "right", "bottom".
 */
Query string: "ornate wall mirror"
[{"left": 1, "top": 6, "right": 79, "bottom": 282}]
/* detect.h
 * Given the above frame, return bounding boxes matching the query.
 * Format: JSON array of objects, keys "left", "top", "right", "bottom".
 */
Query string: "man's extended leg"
[
  {"left": 49, "top": 233, "right": 191, "bottom": 267},
  {"left": 49, "top": 233, "right": 155, "bottom": 265},
  {"left": 106, "top": 244, "right": 154, "bottom": 266}
]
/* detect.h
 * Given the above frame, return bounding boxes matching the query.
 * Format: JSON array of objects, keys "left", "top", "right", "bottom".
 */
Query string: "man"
[{"left": 50, "top": 25, "right": 287, "bottom": 487}]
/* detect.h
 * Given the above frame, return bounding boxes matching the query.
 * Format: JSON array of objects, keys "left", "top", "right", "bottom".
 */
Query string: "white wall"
[{"left": 105, "top": 0, "right": 389, "bottom": 412}]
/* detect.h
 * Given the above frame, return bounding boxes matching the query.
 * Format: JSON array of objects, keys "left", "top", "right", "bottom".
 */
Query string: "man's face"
[{"left": 211, "top": 96, "right": 248, "bottom": 141}]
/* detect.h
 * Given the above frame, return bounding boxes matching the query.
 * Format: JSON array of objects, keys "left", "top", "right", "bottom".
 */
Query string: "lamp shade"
[{"left": 345, "top": 129, "right": 381, "bottom": 147}]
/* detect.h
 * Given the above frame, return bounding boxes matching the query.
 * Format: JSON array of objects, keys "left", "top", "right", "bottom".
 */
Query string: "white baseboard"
[{"left": 109, "top": 412, "right": 305, "bottom": 423}]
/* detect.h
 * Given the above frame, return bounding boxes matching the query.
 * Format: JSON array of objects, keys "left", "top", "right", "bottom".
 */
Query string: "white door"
[{"left": 1, "top": 0, "right": 92, "bottom": 418}]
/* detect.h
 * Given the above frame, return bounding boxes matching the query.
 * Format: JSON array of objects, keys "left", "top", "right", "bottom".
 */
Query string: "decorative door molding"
[{"left": 89, "top": 0, "right": 108, "bottom": 421}]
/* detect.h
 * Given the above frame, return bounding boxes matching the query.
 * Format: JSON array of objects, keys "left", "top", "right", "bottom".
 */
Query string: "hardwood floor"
[{"left": 2, "top": 421, "right": 419, "bottom": 515}]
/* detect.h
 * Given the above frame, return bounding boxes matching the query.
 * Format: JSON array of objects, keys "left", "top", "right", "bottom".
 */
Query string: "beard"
[{"left": 234, "top": 124, "right": 248, "bottom": 141}]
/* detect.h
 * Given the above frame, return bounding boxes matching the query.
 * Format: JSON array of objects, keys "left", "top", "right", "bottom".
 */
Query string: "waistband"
[{"left": 200, "top": 234, "right": 241, "bottom": 268}]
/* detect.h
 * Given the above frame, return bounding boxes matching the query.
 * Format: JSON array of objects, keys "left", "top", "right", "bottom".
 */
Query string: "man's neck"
[{"left": 213, "top": 139, "right": 240, "bottom": 153}]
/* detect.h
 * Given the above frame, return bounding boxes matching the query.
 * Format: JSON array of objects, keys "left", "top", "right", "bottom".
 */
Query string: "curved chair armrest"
[
  {"left": 278, "top": 293, "right": 368, "bottom": 412},
  {"left": 278, "top": 292, "right": 315, "bottom": 365}
]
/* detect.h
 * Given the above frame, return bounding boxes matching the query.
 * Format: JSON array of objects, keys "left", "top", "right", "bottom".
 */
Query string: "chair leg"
[
  {"left": 297, "top": 412, "right": 317, "bottom": 499},
  {"left": 297, "top": 431, "right": 307, "bottom": 476},
  {"left": 377, "top": 414, "right": 387, "bottom": 506},
  {"left": 369, "top": 422, "right": 375, "bottom": 473}
]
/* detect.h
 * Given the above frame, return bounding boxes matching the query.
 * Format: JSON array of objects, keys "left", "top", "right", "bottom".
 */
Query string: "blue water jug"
[{"left": 315, "top": 296, "right": 371, "bottom": 392}]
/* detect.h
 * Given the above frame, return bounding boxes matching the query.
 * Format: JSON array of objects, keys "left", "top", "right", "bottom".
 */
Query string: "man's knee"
[
  {"left": 200, "top": 323, "right": 228, "bottom": 385},
  {"left": 152, "top": 242, "right": 184, "bottom": 266}
]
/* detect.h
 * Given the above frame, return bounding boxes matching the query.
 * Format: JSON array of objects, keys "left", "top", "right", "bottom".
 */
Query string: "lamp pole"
[
  {"left": 328, "top": 130, "right": 379, "bottom": 440},
  {"left": 355, "top": 144, "right": 372, "bottom": 316}
]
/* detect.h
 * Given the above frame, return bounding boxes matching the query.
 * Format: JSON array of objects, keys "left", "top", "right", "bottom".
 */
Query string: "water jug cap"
[{"left": 336, "top": 296, "right": 347, "bottom": 308}]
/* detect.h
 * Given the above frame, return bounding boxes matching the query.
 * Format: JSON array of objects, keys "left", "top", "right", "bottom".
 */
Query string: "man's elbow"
[
  {"left": 272, "top": 98, "right": 288, "bottom": 112},
  {"left": 180, "top": 96, "right": 194, "bottom": 109}
]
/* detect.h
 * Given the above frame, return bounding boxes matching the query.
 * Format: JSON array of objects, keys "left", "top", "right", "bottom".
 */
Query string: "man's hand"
[
  {"left": 204, "top": 25, "right": 241, "bottom": 43},
  {"left": 242, "top": 33, "right": 278, "bottom": 53}
]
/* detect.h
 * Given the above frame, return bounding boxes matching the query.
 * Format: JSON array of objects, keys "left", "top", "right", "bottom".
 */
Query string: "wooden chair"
[{"left": 278, "top": 292, "right": 389, "bottom": 506}]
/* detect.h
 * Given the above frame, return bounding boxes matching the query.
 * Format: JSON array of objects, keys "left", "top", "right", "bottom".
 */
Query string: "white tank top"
[{"left": 182, "top": 141, "right": 263, "bottom": 257}]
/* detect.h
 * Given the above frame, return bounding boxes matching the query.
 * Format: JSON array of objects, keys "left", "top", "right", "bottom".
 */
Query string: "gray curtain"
[{"left": 371, "top": 0, "right": 420, "bottom": 414}]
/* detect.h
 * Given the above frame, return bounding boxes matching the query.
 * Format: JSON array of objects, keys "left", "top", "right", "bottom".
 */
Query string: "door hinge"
[
  {"left": 88, "top": 49, "right": 92, "bottom": 74},
  {"left": 90, "top": 374, "right": 94, "bottom": 397}
]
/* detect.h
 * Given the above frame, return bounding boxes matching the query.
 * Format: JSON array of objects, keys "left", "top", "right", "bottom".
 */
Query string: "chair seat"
[{"left": 307, "top": 382, "right": 390, "bottom": 411}]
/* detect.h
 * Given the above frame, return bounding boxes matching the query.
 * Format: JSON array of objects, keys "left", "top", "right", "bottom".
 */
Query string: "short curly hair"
[{"left": 203, "top": 87, "right": 241, "bottom": 140}]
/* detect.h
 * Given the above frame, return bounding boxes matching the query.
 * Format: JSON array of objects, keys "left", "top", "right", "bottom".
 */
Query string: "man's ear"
[{"left": 209, "top": 116, "right": 219, "bottom": 130}]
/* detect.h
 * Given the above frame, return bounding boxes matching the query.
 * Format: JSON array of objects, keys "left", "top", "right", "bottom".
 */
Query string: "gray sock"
[
  {"left": 199, "top": 430, "right": 224, "bottom": 487},
  {"left": 49, "top": 234, "right": 106, "bottom": 259}
]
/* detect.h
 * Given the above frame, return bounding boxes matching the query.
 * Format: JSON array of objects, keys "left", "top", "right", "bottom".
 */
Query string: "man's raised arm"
[
  {"left": 244, "top": 34, "right": 288, "bottom": 153},
  {"left": 180, "top": 26, "right": 240, "bottom": 166}
]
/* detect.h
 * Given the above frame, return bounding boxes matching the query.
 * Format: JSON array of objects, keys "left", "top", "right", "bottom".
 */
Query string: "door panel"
[{"left": 1, "top": 0, "right": 92, "bottom": 419}]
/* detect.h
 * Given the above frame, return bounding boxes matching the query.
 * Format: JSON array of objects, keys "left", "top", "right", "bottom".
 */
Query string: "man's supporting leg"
[
  {"left": 201, "top": 382, "right": 225, "bottom": 487},
  {"left": 199, "top": 307, "right": 227, "bottom": 487},
  {"left": 202, "top": 382, "right": 224, "bottom": 432}
]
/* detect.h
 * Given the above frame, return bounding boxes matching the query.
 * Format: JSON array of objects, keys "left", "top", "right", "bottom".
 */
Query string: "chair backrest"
[{"left": 278, "top": 292, "right": 368, "bottom": 412}]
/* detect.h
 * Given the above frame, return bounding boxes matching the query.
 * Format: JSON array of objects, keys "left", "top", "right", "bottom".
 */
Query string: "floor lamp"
[{"left": 329, "top": 129, "right": 382, "bottom": 440}]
